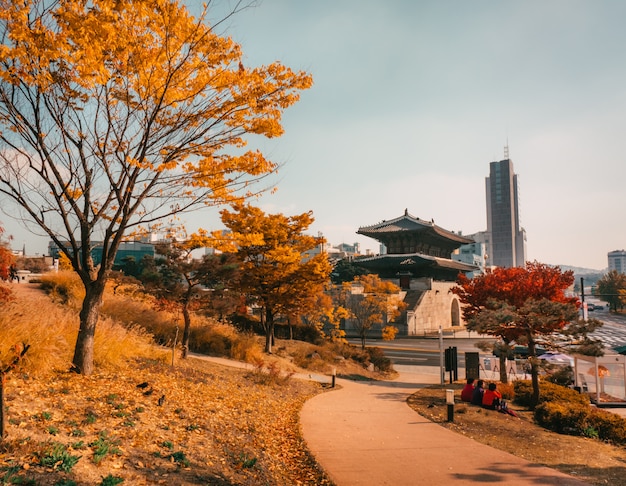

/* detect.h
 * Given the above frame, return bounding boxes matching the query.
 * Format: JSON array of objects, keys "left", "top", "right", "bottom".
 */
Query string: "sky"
[{"left": 2, "top": 0, "right": 626, "bottom": 270}]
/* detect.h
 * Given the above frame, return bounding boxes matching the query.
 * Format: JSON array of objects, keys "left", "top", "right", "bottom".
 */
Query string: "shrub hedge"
[
  {"left": 513, "top": 379, "right": 626, "bottom": 445},
  {"left": 366, "top": 347, "right": 393, "bottom": 372},
  {"left": 533, "top": 401, "right": 590, "bottom": 435},
  {"left": 586, "top": 408, "right": 626, "bottom": 444},
  {"left": 535, "top": 401, "right": 626, "bottom": 444},
  {"left": 513, "top": 380, "right": 589, "bottom": 407}
]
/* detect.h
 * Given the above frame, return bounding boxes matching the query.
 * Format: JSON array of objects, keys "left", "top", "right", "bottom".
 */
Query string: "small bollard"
[
  {"left": 331, "top": 367, "right": 336, "bottom": 388},
  {"left": 446, "top": 389, "right": 454, "bottom": 422}
]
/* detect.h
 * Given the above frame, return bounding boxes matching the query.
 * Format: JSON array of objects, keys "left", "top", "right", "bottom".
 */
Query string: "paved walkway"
[
  {"left": 194, "top": 354, "right": 599, "bottom": 485},
  {"left": 300, "top": 366, "right": 589, "bottom": 486}
]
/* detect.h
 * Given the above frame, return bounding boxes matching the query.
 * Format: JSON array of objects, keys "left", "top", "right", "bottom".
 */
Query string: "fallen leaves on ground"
[{"left": 1, "top": 357, "right": 334, "bottom": 485}]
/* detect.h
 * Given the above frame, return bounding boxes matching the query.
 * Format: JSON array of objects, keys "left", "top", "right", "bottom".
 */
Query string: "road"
[
  {"left": 348, "top": 337, "right": 494, "bottom": 368},
  {"left": 350, "top": 310, "right": 626, "bottom": 370},
  {"left": 588, "top": 307, "right": 626, "bottom": 350}
]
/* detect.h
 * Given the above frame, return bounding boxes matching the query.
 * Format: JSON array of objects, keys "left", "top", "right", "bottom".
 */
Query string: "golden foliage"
[
  {"left": 57, "top": 253, "right": 73, "bottom": 271},
  {"left": 218, "top": 204, "right": 332, "bottom": 321},
  {"left": 38, "top": 270, "right": 85, "bottom": 308},
  {"left": 0, "top": 2, "right": 313, "bottom": 375},
  {"left": 0, "top": 0, "right": 312, "bottom": 203},
  {"left": 382, "top": 325, "right": 399, "bottom": 341},
  {"left": 338, "top": 275, "right": 406, "bottom": 338}
]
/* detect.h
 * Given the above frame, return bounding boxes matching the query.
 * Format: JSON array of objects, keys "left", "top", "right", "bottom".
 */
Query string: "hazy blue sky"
[
  {"left": 2, "top": 0, "right": 625, "bottom": 270},
  {"left": 218, "top": 0, "right": 626, "bottom": 270}
]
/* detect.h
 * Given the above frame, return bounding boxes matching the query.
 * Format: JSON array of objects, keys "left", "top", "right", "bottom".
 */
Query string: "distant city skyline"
[{"left": 2, "top": 0, "right": 625, "bottom": 271}]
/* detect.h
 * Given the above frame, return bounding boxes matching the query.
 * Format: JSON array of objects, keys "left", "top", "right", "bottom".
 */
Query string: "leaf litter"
[{"left": 1, "top": 357, "right": 334, "bottom": 485}]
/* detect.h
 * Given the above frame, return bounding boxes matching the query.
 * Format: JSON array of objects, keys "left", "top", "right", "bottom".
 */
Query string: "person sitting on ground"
[
  {"left": 482, "top": 382, "right": 502, "bottom": 410},
  {"left": 470, "top": 379, "right": 484, "bottom": 406},
  {"left": 461, "top": 378, "right": 475, "bottom": 402}
]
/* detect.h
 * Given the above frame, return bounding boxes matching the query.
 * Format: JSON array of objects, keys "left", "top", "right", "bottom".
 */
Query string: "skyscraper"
[{"left": 485, "top": 152, "right": 526, "bottom": 268}]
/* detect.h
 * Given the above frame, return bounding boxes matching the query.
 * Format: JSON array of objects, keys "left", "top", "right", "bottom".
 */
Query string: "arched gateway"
[{"left": 451, "top": 298, "right": 461, "bottom": 327}]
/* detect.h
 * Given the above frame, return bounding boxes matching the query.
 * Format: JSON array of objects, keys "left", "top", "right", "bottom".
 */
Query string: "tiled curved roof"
[
  {"left": 357, "top": 210, "right": 473, "bottom": 245},
  {"left": 355, "top": 253, "right": 477, "bottom": 272}
]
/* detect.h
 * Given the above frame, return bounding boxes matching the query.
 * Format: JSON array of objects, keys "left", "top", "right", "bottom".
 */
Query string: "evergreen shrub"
[
  {"left": 367, "top": 347, "right": 393, "bottom": 372},
  {"left": 534, "top": 401, "right": 626, "bottom": 444},
  {"left": 534, "top": 401, "right": 589, "bottom": 434},
  {"left": 513, "top": 380, "right": 589, "bottom": 407},
  {"left": 586, "top": 409, "right": 626, "bottom": 444}
]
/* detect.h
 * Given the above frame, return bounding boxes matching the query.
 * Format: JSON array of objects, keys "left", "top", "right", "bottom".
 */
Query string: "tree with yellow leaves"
[
  {"left": 335, "top": 274, "right": 405, "bottom": 350},
  {"left": 0, "top": 1, "right": 312, "bottom": 374},
  {"left": 217, "top": 204, "right": 332, "bottom": 354},
  {"left": 298, "top": 291, "right": 348, "bottom": 343}
]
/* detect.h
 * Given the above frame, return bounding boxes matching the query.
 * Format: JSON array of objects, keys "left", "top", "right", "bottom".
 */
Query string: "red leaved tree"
[
  {"left": 452, "top": 261, "right": 603, "bottom": 407},
  {"left": 0, "top": 226, "right": 14, "bottom": 302}
]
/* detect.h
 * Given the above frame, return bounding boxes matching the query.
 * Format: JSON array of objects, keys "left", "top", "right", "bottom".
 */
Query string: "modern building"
[
  {"left": 452, "top": 239, "right": 486, "bottom": 277},
  {"left": 302, "top": 235, "right": 365, "bottom": 263},
  {"left": 608, "top": 250, "right": 626, "bottom": 274},
  {"left": 485, "top": 151, "right": 527, "bottom": 268},
  {"left": 48, "top": 240, "right": 155, "bottom": 266}
]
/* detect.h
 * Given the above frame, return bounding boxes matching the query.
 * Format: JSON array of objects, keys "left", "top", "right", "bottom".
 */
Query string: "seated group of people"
[{"left": 461, "top": 378, "right": 506, "bottom": 411}]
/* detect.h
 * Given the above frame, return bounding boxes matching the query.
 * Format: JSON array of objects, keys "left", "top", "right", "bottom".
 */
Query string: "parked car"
[{"left": 493, "top": 344, "right": 547, "bottom": 359}]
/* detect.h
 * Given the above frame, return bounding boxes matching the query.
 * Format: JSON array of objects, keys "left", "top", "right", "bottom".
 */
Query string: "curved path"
[{"left": 300, "top": 369, "right": 588, "bottom": 486}]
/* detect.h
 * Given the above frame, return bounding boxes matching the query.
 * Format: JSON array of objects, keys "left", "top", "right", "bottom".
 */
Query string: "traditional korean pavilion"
[{"left": 355, "top": 209, "right": 477, "bottom": 283}]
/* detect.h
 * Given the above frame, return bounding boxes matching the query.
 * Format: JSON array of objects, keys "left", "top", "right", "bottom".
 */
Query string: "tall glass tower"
[{"left": 485, "top": 153, "right": 526, "bottom": 268}]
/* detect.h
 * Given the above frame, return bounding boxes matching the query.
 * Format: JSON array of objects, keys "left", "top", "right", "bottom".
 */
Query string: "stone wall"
[{"left": 405, "top": 279, "right": 465, "bottom": 336}]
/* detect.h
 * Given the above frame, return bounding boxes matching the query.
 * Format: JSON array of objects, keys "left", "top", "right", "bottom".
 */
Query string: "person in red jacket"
[
  {"left": 460, "top": 378, "right": 475, "bottom": 402},
  {"left": 482, "top": 382, "right": 502, "bottom": 410}
]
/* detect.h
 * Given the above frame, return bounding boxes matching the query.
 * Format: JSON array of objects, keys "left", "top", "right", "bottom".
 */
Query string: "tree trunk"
[
  {"left": 181, "top": 301, "right": 191, "bottom": 359},
  {"left": 499, "top": 354, "right": 508, "bottom": 383},
  {"left": 71, "top": 280, "right": 105, "bottom": 376},
  {"left": 528, "top": 339, "right": 540, "bottom": 408},
  {"left": 0, "top": 375, "right": 5, "bottom": 440},
  {"left": 264, "top": 308, "right": 274, "bottom": 354},
  {"left": 530, "top": 360, "right": 540, "bottom": 408}
]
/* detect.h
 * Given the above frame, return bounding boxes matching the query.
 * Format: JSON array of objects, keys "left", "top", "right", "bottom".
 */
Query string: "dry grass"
[
  {"left": 0, "top": 284, "right": 161, "bottom": 374},
  {"left": 408, "top": 383, "right": 626, "bottom": 486}
]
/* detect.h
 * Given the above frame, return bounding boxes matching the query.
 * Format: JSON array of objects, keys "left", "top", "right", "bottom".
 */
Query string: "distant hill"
[{"left": 556, "top": 265, "right": 606, "bottom": 276}]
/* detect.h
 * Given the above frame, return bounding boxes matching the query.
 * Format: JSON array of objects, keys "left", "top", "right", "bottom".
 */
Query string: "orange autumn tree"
[
  {"left": 217, "top": 204, "right": 332, "bottom": 354},
  {"left": 452, "top": 261, "right": 603, "bottom": 406},
  {"left": 298, "top": 291, "right": 349, "bottom": 343},
  {"left": 336, "top": 274, "right": 405, "bottom": 350},
  {"left": 0, "top": 1, "right": 312, "bottom": 375}
]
